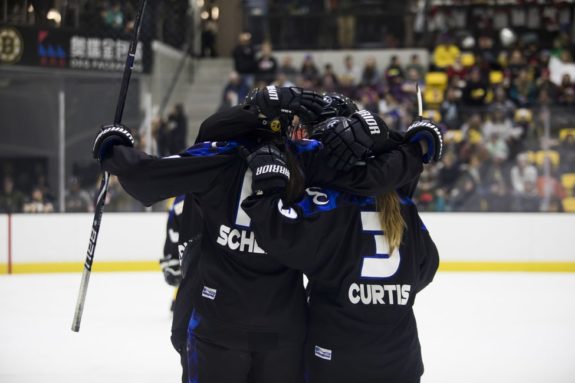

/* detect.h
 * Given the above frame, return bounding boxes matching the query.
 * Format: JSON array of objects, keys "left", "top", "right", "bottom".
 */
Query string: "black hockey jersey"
[
  {"left": 241, "top": 188, "right": 439, "bottom": 380},
  {"left": 101, "top": 138, "right": 424, "bottom": 351}
]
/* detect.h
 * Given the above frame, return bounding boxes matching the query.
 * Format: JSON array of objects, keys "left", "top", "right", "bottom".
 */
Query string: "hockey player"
[
  {"left": 160, "top": 195, "right": 185, "bottom": 311},
  {"left": 241, "top": 119, "right": 441, "bottom": 383},
  {"left": 92, "top": 86, "right": 426, "bottom": 383}
]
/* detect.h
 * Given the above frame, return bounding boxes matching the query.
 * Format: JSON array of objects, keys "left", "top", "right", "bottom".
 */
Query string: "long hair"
[{"left": 375, "top": 193, "right": 405, "bottom": 254}]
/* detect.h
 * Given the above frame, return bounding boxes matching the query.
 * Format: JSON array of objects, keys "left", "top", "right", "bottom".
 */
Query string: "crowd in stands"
[
  {"left": 3, "top": 0, "right": 189, "bottom": 48},
  {"left": 225, "top": 32, "right": 575, "bottom": 212}
]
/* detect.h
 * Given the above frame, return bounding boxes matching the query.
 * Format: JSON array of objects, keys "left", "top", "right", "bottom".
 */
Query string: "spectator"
[
  {"left": 23, "top": 187, "right": 54, "bottom": 213},
  {"left": 485, "top": 182, "right": 512, "bottom": 212},
  {"left": 536, "top": 69, "right": 558, "bottom": 102},
  {"left": 482, "top": 107, "right": 515, "bottom": 141},
  {"left": 360, "top": 56, "right": 380, "bottom": 87},
  {"left": 320, "top": 63, "right": 339, "bottom": 92},
  {"left": 256, "top": 42, "right": 278, "bottom": 85},
  {"left": 405, "top": 54, "right": 425, "bottom": 79},
  {"left": 300, "top": 54, "right": 320, "bottom": 84},
  {"left": 558, "top": 74, "right": 575, "bottom": 105},
  {"left": 232, "top": 33, "right": 257, "bottom": 86},
  {"left": 0, "top": 176, "right": 25, "bottom": 213},
  {"left": 384, "top": 55, "right": 404, "bottom": 83},
  {"left": 510, "top": 153, "right": 538, "bottom": 196},
  {"left": 490, "top": 86, "right": 516, "bottom": 119},
  {"left": 536, "top": 157, "right": 566, "bottom": 204},
  {"left": 201, "top": 20, "right": 218, "bottom": 57},
  {"left": 339, "top": 55, "right": 360, "bottom": 89},
  {"left": 558, "top": 133, "right": 575, "bottom": 174},
  {"left": 152, "top": 116, "right": 170, "bottom": 157},
  {"left": 278, "top": 55, "right": 298, "bottom": 84},
  {"left": 102, "top": 1, "right": 124, "bottom": 30},
  {"left": 440, "top": 87, "right": 463, "bottom": 130},
  {"left": 506, "top": 49, "right": 526, "bottom": 81},
  {"left": 65, "top": 177, "right": 93, "bottom": 213},
  {"left": 220, "top": 71, "right": 250, "bottom": 110},
  {"left": 462, "top": 67, "right": 488, "bottom": 106},
  {"left": 437, "top": 151, "right": 462, "bottom": 193},
  {"left": 167, "top": 104, "right": 188, "bottom": 154},
  {"left": 484, "top": 132, "right": 509, "bottom": 162},
  {"left": 508, "top": 68, "right": 537, "bottom": 107}
]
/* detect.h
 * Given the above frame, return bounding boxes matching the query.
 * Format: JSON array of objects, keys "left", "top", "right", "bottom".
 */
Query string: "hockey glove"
[
  {"left": 92, "top": 123, "right": 135, "bottom": 161},
  {"left": 314, "top": 110, "right": 389, "bottom": 172},
  {"left": 404, "top": 118, "right": 443, "bottom": 163},
  {"left": 159, "top": 255, "right": 182, "bottom": 287},
  {"left": 245, "top": 86, "right": 327, "bottom": 132},
  {"left": 244, "top": 144, "right": 290, "bottom": 195}
]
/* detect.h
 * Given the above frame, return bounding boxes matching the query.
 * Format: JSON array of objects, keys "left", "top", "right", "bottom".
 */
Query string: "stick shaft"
[
  {"left": 114, "top": 0, "right": 148, "bottom": 124},
  {"left": 72, "top": 0, "right": 148, "bottom": 332},
  {"left": 416, "top": 83, "right": 423, "bottom": 117}
]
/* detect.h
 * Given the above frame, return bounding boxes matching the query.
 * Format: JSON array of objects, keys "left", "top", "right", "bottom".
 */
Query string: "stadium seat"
[
  {"left": 445, "top": 130, "right": 463, "bottom": 143},
  {"left": 535, "top": 150, "right": 560, "bottom": 167},
  {"left": 423, "top": 110, "right": 441, "bottom": 122},
  {"left": 423, "top": 87, "right": 444, "bottom": 106},
  {"left": 561, "top": 197, "right": 575, "bottom": 212},
  {"left": 526, "top": 151, "right": 537, "bottom": 164},
  {"left": 425, "top": 72, "right": 448, "bottom": 89},
  {"left": 559, "top": 128, "right": 575, "bottom": 141},
  {"left": 514, "top": 108, "right": 533, "bottom": 123},
  {"left": 461, "top": 52, "right": 475, "bottom": 67},
  {"left": 489, "top": 71, "right": 504, "bottom": 85},
  {"left": 561, "top": 173, "right": 575, "bottom": 192}
]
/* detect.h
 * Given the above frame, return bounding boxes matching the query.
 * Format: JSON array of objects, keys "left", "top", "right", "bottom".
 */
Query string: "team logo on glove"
[{"left": 270, "top": 119, "right": 281, "bottom": 133}]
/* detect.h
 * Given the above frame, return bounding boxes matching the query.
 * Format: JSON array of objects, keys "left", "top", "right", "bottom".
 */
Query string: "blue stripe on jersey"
[
  {"left": 295, "top": 188, "right": 374, "bottom": 217},
  {"left": 183, "top": 141, "right": 240, "bottom": 157},
  {"left": 187, "top": 310, "right": 201, "bottom": 383}
]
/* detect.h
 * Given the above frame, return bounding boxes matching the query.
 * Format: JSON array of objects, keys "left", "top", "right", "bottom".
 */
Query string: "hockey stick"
[
  {"left": 416, "top": 83, "right": 423, "bottom": 117},
  {"left": 71, "top": 0, "right": 148, "bottom": 333}
]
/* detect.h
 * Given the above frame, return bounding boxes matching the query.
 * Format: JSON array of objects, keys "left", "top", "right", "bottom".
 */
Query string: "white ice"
[{"left": 1, "top": 272, "right": 574, "bottom": 383}]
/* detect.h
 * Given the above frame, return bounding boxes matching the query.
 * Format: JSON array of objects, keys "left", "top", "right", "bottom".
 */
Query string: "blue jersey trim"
[{"left": 184, "top": 141, "right": 240, "bottom": 157}]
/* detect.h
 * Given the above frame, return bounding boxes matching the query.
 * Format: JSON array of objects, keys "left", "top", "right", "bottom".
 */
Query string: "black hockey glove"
[
  {"left": 244, "top": 144, "right": 290, "bottom": 195},
  {"left": 245, "top": 86, "right": 327, "bottom": 132},
  {"left": 313, "top": 110, "right": 389, "bottom": 172},
  {"left": 92, "top": 123, "right": 134, "bottom": 161},
  {"left": 159, "top": 256, "right": 182, "bottom": 287},
  {"left": 404, "top": 118, "right": 443, "bottom": 163}
]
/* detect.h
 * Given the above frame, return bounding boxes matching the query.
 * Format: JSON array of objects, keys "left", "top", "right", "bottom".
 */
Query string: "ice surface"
[{"left": 1, "top": 272, "right": 574, "bottom": 383}]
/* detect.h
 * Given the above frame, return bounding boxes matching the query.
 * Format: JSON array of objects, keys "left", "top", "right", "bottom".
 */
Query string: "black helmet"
[{"left": 321, "top": 93, "right": 359, "bottom": 118}]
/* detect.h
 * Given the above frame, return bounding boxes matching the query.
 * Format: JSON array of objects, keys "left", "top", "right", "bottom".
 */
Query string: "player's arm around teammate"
[{"left": 240, "top": 119, "right": 441, "bottom": 383}]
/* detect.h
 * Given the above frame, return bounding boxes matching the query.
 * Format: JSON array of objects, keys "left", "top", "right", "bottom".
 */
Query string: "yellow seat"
[
  {"left": 425, "top": 72, "right": 448, "bottom": 89},
  {"left": 461, "top": 52, "right": 475, "bottom": 67},
  {"left": 514, "top": 108, "right": 533, "bottom": 123},
  {"left": 535, "top": 150, "right": 560, "bottom": 167},
  {"left": 423, "top": 87, "right": 444, "bottom": 105},
  {"left": 423, "top": 110, "right": 441, "bottom": 122},
  {"left": 559, "top": 128, "right": 575, "bottom": 141},
  {"left": 526, "top": 150, "right": 537, "bottom": 164},
  {"left": 562, "top": 197, "right": 575, "bottom": 212},
  {"left": 489, "top": 70, "right": 504, "bottom": 85},
  {"left": 561, "top": 173, "right": 575, "bottom": 191},
  {"left": 445, "top": 130, "right": 463, "bottom": 143}
]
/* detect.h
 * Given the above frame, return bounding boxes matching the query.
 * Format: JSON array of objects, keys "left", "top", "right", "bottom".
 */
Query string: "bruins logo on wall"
[{"left": 0, "top": 27, "right": 24, "bottom": 64}]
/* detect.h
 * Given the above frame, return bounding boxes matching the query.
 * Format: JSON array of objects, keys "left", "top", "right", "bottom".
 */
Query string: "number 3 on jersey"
[{"left": 359, "top": 211, "right": 400, "bottom": 279}]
